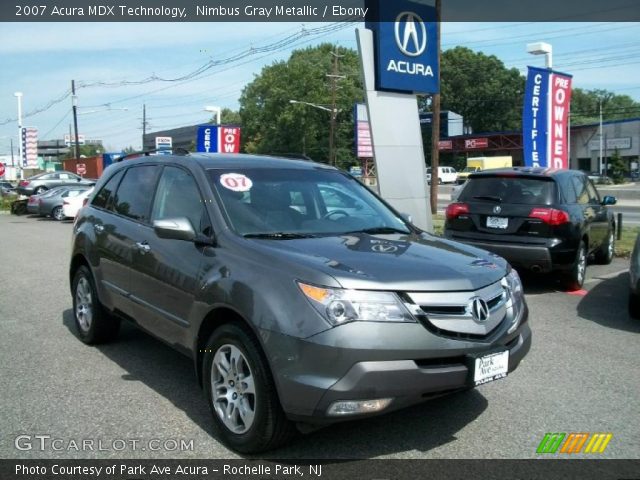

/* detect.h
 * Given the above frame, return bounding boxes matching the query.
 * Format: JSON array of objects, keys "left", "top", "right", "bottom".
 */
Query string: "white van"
[{"left": 427, "top": 166, "right": 458, "bottom": 184}]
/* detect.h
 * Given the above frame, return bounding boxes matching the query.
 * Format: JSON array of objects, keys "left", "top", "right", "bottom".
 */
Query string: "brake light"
[
  {"left": 446, "top": 202, "right": 470, "bottom": 220},
  {"left": 19, "top": 180, "right": 29, "bottom": 187},
  {"left": 529, "top": 208, "right": 570, "bottom": 225}
]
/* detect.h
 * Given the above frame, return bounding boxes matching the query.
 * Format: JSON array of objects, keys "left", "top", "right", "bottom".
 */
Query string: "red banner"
[
  {"left": 438, "top": 140, "right": 452, "bottom": 150},
  {"left": 465, "top": 138, "right": 488, "bottom": 149},
  {"left": 220, "top": 127, "right": 241, "bottom": 154},
  {"left": 549, "top": 73, "right": 572, "bottom": 169}
]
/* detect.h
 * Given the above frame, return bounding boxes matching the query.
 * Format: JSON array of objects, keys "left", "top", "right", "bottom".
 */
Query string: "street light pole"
[
  {"left": 71, "top": 80, "right": 80, "bottom": 159},
  {"left": 14, "top": 92, "right": 23, "bottom": 179},
  {"left": 204, "top": 106, "right": 221, "bottom": 125},
  {"left": 289, "top": 100, "right": 340, "bottom": 164}
]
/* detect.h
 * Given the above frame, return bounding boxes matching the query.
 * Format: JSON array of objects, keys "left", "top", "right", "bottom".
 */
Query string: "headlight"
[
  {"left": 504, "top": 266, "right": 523, "bottom": 299},
  {"left": 503, "top": 266, "right": 525, "bottom": 333},
  {"left": 297, "top": 282, "right": 416, "bottom": 326}
]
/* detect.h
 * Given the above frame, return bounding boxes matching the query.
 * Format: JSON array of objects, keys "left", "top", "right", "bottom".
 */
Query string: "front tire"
[
  {"left": 72, "top": 265, "right": 120, "bottom": 344},
  {"left": 562, "top": 241, "right": 587, "bottom": 291},
  {"left": 595, "top": 227, "right": 615, "bottom": 265},
  {"left": 203, "top": 323, "right": 295, "bottom": 453}
]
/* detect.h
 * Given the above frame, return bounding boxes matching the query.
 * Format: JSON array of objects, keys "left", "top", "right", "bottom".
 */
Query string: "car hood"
[{"left": 248, "top": 232, "right": 507, "bottom": 291}]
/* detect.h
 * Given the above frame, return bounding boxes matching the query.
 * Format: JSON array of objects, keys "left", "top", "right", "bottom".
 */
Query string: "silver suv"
[{"left": 69, "top": 153, "right": 531, "bottom": 453}]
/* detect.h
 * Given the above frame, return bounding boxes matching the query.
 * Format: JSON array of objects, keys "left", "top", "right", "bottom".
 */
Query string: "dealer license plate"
[
  {"left": 487, "top": 216, "right": 508, "bottom": 229},
  {"left": 473, "top": 351, "right": 509, "bottom": 386}
]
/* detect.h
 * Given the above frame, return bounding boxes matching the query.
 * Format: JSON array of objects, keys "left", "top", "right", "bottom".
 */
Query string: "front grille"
[{"left": 406, "top": 280, "right": 510, "bottom": 340}]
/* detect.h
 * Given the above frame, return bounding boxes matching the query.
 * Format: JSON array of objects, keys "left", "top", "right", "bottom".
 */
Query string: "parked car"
[
  {"left": 586, "top": 171, "right": 613, "bottom": 185},
  {"left": 38, "top": 186, "right": 92, "bottom": 220},
  {"left": 17, "top": 171, "right": 94, "bottom": 196},
  {"left": 62, "top": 187, "right": 94, "bottom": 219},
  {"left": 629, "top": 233, "right": 640, "bottom": 318},
  {"left": 444, "top": 168, "right": 617, "bottom": 291},
  {"left": 26, "top": 186, "right": 69, "bottom": 215},
  {"left": 0, "top": 181, "right": 16, "bottom": 196},
  {"left": 427, "top": 166, "right": 458, "bottom": 184},
  {"left": 70, "top": 154, "right": 531, "bottom": 453}
]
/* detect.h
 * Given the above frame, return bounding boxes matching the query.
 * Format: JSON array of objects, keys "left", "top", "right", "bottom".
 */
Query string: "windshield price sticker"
[{"left": 220, "top": 173, "right": 253, "bottom": 192}]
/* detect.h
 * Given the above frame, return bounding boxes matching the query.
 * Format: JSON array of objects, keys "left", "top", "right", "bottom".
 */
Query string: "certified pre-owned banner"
[{"left": 523, "top": 66, "right": 572, "bottom": 169}]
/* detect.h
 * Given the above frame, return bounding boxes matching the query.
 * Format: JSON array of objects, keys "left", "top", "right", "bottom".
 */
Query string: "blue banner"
[
  {"left": 196, "top": 125, "right": 219, "bottom": 153},
  {"left": 523, "top": 66, "right": 550, "bottom": 168},
  {"left": 365, "top": 0, "right": 439, "bottom": 94}
]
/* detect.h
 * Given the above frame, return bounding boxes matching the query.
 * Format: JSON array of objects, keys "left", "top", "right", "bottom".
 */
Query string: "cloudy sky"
[{"left": 1, "top": 21, "right": 639, "bottom": 153}]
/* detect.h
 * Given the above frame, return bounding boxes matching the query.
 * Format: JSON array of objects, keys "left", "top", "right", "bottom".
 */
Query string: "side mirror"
[
  {"left": 602, "top": 195, "right": 617, "bottom": 206},
  {"left": 153, "top": 217, "right": 196, "bottom": 242}
]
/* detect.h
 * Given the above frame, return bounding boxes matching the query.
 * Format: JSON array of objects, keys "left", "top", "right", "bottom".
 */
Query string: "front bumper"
[{"left": 263, "top": 305, "right": 530, "bottom": 423}]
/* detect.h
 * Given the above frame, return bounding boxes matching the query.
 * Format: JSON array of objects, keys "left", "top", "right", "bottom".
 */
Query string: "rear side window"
[
  {"left": 571, "top": 175, "right": 589, "bottom": 205},
  {"left": 459, "top": 176, "right": 556, "bottom": 205},
  {"left": 92, "top": 170, "right": 124, "bottom": 209},
  {"left": 113, "top": 166, "right": 161, "bottom": 223}
]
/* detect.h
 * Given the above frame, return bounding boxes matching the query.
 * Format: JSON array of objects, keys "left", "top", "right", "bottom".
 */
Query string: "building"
[
  {"left": 570, "top": 118, "right": 640, "bottom": 173},
  {"left": 143, "top": 125, "right": 202, "bottom": 152}
]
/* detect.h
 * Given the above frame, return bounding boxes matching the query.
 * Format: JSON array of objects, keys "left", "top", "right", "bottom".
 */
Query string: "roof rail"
[
  {"left": 267, "top": 153, "right": 314, "bottom": 161},
  {"left": 116, "top": 148, "right": 190, "bottom": 162}
]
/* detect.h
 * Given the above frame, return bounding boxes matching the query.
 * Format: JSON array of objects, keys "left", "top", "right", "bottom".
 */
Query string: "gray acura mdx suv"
[{"left": 70, "top": 153, "right": 531, "bottom": 452}]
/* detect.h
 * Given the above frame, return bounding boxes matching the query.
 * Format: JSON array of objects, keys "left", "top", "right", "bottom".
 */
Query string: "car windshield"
[
  {"left": 458, "top": 176, "right": 556, "bottom": 205},
  {"left": 208, "top": 168, "right": 411, "bottom": 237}
]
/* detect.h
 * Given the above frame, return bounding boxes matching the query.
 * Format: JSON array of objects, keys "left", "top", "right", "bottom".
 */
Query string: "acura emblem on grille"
[
  {"left": 493, "top": 205, "right": 502, "bottom": 214},
  {"left": 469, "top": 297, "right": 490, "bottom": 323}
]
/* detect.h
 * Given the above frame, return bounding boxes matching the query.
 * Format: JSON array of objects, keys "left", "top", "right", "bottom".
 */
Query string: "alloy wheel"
[
  {"left": 211, "top": 344, "right": 256, "bottom": 434},
  {"left": 75, "top": 277, "right": 93, "bottom": 332}
]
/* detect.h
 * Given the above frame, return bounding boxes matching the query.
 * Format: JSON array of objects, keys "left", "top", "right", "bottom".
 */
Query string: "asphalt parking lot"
[{"left": 0, "top": 213, "right": 638, "bottom": 460}]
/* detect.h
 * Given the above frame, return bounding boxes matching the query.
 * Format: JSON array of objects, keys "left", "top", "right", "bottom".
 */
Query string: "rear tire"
[
  {"left": 72, "top": 265, "right": 120, "bottom": 344},
  {"left": 203, "top": 323, "right": 295, "bottom": 453},
  {"left": 562, "top": 241, "right": 587, "bottom": 291},
  {"left": 594, "top": 227, "right": 615, "bottom": 265},
  {"left": 629, "top": 291, "right": 640, "bottom": 319},
  {"left": 52, "top": 206, "right": 65, "bottom": 221}
]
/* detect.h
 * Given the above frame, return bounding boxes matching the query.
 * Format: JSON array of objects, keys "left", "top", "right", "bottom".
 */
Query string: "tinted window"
[
  {"left": 113, "top": 166, "right": 160, "bottom": 222},
  {"left": 151, "top": 166, "right": 207, "bottom": 233},
  {"left": 40, "top": 173, "right": 56, "bottom": 180},
  {"left": 585, "top": 179, "right": 600, "bottom": 204},
  {"left": 571, "top": 175, "right": 589, "bottom": 205},
  {"left": 558, "top": 175, "right": 577, "bottom": 203},
  {"left": 459, "top": 176, "right": 556, "bottom": 205},
  {"left": 92, "top": 170, "right": 124, "bottom": 209}
]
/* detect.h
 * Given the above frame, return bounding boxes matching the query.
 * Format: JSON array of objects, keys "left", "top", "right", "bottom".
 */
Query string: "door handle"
[
  {"left": 135, "top": 241, "right": 151, "bottom": 254},
  {"left": 94, "top": 224, "right": 104, "bottom": 233}
]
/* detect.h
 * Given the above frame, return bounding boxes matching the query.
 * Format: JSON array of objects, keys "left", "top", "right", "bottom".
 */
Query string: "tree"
[
  {"left": 239, "top": 43, "right": 363, "bottom": 168},
  {"left": 65, "top": 143, "right": 104, "bottom": 159},
  {"left": 608, "top": 148, "right": 627, "bottom": 184},
  {"left": 420, "top": 47, "right": 525, "bottom": 134},
  {"left": 571, "top": 88, "right": 640, "bottom": 125}
]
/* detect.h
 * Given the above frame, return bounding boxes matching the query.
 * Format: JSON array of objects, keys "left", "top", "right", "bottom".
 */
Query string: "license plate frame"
[
  {"left": 471, "top": 350, "right": 509, "bottom": 386},
  {"left": 487, "top": 216, "right": 508, "bottom": 229}
]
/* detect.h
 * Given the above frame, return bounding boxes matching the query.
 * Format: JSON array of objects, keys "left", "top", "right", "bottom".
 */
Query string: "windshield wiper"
[
  {"left": 473, "top": 195, "right": 502, "bottom": 203},
  {"left": 346, "top": 227, "right": 410, "bottom": 235},
  {"left": 243, "top": 232, "right": 316, "bottom": 239}
]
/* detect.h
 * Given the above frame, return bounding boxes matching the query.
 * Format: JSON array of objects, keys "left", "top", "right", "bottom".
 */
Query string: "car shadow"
[
  {"left": 519, "top": 271, "right": 564, "bottom": 295},
  {"left": 62, "top": 309, "right": 489, "bottom": 459},
  {"left": 577, "top": 272, "right": 640, "bottom": 333}
]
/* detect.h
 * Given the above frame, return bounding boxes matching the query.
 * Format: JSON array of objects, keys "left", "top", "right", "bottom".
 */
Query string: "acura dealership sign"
[{"left": 366, "top": 0, "right": 439, "bottom": 94}]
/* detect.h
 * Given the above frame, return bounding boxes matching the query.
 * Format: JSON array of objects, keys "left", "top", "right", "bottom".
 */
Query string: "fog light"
[{"left": 326, "top": 398, "right": 393, "bottom": 416}]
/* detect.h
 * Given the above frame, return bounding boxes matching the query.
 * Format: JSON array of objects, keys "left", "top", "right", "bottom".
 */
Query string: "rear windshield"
[{"left": 459, "top": 176, "right": 556, "bottom": 205}]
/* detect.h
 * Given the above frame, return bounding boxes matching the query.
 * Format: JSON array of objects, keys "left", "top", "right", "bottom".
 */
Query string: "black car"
[
  {"left": 17, "top": 171, "right": 94, "bottom": 196},
  {"left": 444, "top": 168, "right": 617, "bottom": 290}
]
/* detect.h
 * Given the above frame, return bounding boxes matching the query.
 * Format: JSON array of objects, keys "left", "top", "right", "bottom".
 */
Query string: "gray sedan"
[
  {"left": 17, "top": 171, "right": 94, "bottom": 196},
  {"left": 37, "top": 186, "right": 92, "bottom": 220},
  {"left": 630, "top": 233, "right": 640, "bottom": 318}
]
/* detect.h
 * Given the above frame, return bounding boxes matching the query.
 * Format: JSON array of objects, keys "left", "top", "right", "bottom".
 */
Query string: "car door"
[
  {"left": 95, "top": 165, "right": 162, "bottom": 319},
  {"left": 584, "top": 176, "right": 609, "bottom": 249},
  {"left": 127, "top": 165, "right": 211, "bottom": 347},
  {"left": 570, "top": 174, "right": 603, "bottom": 253}
]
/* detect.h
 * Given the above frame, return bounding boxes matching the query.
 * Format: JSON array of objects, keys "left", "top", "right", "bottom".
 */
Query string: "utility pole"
[
  {"left": 429, "top": 0, "right": 442, "bottom": 215},
  {"left": 599, "top": 99, "right": 603, "bottom": 175},
  {"left": 10, "top": 138, "right": 15, "bottom": 167},
  {"left": 142, "top": 103, "right": 147, "bottom": 148},
  {"left": 327, "top": 49, "right": 345, "bottom": 167},
  {"left": 71, "top": 80, "right": 80, "bottom": 159}
]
